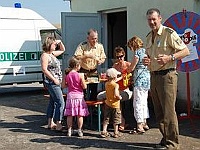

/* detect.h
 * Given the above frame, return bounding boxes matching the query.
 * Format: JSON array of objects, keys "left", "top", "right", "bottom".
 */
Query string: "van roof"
[{"left": 0, "top": 6, "right": 44, "bottom": 20}]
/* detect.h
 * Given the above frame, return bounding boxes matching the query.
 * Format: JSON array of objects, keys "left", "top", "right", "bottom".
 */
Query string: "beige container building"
[{"left": 62, "top": 0, "right": 200, "bottom": 112}]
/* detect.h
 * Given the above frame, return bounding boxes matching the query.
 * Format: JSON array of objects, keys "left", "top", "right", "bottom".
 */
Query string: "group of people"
[{"left": 40, "top": 8, "right": 190, "bottom": 150}]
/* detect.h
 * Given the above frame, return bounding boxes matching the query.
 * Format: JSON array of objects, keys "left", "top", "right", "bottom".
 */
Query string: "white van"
[{"left": 0, "top": 6, "right": 61, "bottom": 85}]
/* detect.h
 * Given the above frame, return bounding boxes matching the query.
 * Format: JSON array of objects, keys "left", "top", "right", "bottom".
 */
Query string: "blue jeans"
[{"left": 44, "top": 79, "right": 64, "bottom": 122}]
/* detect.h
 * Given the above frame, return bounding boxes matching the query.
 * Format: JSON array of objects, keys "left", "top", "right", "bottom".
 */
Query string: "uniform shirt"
[
  {"left": 146, "top": 24, "right": 187, "bottom": 71},
  {"left": 74, "top": 41, "right": 106, "bottom": 70},
  {"left": 105, "top": 81, "right": 120, "bottom": 109}
]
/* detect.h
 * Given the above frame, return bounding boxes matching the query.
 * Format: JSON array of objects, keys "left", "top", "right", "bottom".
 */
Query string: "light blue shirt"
[{"left": 134, "top": 48, "right": 150, "bottom": 89}]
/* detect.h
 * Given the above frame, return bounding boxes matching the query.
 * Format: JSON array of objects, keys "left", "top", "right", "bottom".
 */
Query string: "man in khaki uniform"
[
  {"left": 74, "top": 29, "right": 106, "bottom": 100},
  {"left": 143, "top": 8, "right": 190, "bottom": 150}
]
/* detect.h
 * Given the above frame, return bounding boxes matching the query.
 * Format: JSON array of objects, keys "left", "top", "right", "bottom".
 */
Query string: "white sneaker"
[
  {"left": 67, "top": 129, "right": 72, "bottom": 137},
  {"left": 77, "top": 130, "right": 83, "bottom": 137}
]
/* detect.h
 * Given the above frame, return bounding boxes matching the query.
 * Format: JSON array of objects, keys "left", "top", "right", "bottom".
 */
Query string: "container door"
[{"left": 61, "top": 12, "right": 101, "bottom": 70}]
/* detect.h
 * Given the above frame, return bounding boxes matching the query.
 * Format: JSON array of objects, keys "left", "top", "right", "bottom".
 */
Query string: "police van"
[{"left": 0, "top": 6, "right": 61, "bottom": 85}]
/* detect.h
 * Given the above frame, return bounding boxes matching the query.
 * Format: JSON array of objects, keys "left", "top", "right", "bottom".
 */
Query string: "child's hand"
[{"left": 115, "top": 95, "right": 122, "bottom": 100}]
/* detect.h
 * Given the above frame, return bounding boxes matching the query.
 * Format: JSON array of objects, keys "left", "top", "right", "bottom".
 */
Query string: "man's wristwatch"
[{"left": 171, "top": 54, "right": 176, "bottom": 61}]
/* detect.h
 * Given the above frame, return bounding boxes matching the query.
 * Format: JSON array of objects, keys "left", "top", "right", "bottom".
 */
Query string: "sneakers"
[
  {"left": 67, "top": 129, "right": 72, "bottom": 137},
  {"left": 100, "top": 131, "right": 110, "bottom": 138},
  {"left": 67, "top": 129, "right": 83, "bottom": 137},
  {"left": 77, "top": 129, "right": 83, "bottom": 137}
]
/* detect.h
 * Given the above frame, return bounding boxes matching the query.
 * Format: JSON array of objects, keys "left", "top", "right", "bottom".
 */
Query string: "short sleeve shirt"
[
  {"left": 146, "top": 25, "right": 187, "bottom": 71},
  {"left": 74, "top": 42, "right": 106, "bottom": 70},
  {"left": 134, "top": 48, "right": 150, "bottom": 90},
  {"left": 105, "top": 81, "right": 120, "bottom": 109}
]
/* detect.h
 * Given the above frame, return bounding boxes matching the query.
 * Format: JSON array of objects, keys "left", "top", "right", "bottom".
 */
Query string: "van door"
[{"left": 61, "top": 12, "right": 102, "bottom": 70}]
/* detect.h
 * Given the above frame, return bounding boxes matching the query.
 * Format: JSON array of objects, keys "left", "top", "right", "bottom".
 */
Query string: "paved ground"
[{"left": 0, "top": 84, "right": 200, "bottom": 150}]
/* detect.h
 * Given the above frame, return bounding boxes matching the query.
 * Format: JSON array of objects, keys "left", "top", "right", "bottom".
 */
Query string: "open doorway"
[{"left": 107, "top": 11, "right": 127, "bottom": 67}]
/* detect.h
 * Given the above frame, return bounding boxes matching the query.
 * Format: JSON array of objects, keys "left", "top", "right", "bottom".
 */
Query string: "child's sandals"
[
  {"left": 100, "top": 131, "right": 110, "bottom": 138},
  {"left": 118, "top": 124, "right": 129, "bottom": 131},
  {"left": 137, "top": 123, "right": 145, "bottom": 134},
  {"left": 113, "top": 132, "right": 123, "bottom": 138}
]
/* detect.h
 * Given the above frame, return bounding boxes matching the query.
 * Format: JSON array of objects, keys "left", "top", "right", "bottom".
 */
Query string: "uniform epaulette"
[
  {"left": 165, "top": 27, "right": 174, "bottom": 34},
  {"left": 81, "top": 41, "right": 87, "bottom": 45},
  {"left": 146, "top": 31, "right": 151, "bottom": 37}
]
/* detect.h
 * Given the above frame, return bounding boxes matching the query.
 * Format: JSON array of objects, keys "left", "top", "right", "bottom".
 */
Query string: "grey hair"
[{"left": 87, "top": 28, "right": 98, "bottom": 36}]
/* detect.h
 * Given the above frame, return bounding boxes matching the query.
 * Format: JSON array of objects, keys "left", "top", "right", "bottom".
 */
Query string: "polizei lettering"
[{"left": 0, "top": 52, "right": 39, "bottom": 61}]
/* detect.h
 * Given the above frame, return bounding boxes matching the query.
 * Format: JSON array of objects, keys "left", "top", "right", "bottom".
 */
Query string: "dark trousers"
[
  {"left": 151, "top": 70, "right": 179, "bottom": 149},
  {"left": 84, "top": 83, "right": 98, "bottom": 100},
  {"left": 79, "top": 67, "right": 98, "bottom": 100}
]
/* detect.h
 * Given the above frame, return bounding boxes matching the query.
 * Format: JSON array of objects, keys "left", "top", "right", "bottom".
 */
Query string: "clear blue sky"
[{"left": 0, "top": 0, "right": 71, "bottom": 24}]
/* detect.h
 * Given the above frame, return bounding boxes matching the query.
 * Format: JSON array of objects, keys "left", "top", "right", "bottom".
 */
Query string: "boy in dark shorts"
[{"left": 101, "top": 68, "right": 123, "bottom": 138}]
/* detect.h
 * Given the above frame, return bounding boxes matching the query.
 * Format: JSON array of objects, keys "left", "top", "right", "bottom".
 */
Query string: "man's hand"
[{"left": 156, "top": 54, "right": 171, "bottom": 65}]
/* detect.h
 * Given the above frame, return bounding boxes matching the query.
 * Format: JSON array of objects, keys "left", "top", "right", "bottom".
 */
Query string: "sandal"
[
  {"left": 113, "top": 132, "right": 123, "bottom": 138},
  {"left": 137, "top": 128, "right": 145, "bottom": 134},
  {"left": 129, "top": 128, "right": 137, "bottom": 134},
  {"left": 119, "top": 124, "right": 129, "bottom": 131},
  {"left": 119, "top": 126, "right": 124, "bottom": 131},
  {"left": 143, "top": 124, "right": 150, "bottom": 131},
  {"left": 100, "top": 131, "right": 110, "bottom": 138},
  {"left": 47, "top": 124, "right": 57, "bottom": 130},
  {"left": 137, "top": 123, "right": 145, "bottom": 134}
]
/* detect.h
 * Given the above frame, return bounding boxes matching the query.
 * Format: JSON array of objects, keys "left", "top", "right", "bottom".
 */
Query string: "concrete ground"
[{"left": 0, "top": 84, "right": 199, "bottom": 150}]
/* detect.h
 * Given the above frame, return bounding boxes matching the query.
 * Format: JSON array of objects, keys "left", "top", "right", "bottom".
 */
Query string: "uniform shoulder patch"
[
  {"left": 165, "top": 27, "right": 174, "bottom": 34},
  {"left": 81, "top": 41, "right": 87, "bottom": 45},
  {"left": 146, "top": 31, "right": 151, "bottom": 37}
]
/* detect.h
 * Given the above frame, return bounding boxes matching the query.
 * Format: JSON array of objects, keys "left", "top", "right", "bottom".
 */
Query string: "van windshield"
[{"left": 40, "top": 30, "right": 62, "bottom": 44}]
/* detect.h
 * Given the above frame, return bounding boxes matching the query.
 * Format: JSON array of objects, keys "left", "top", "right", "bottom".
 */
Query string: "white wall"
[
  {"left": 70, "top": 0, "right": 200, "bottom": 109},
  {"left": 71, "top": 0, "right": 195, "bottom": 51}
]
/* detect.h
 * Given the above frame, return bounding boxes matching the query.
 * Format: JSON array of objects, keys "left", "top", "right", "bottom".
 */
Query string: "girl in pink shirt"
[{"left": 64, "top": 57, "right": 89, "bottom": 137}]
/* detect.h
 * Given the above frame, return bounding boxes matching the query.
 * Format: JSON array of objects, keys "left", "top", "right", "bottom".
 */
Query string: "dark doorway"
[{"left": 107, "top": 11, "right": 127, "bottom": 67}]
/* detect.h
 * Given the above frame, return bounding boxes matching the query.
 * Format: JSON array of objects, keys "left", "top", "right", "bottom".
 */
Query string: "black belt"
[
  {"left": 80, "top": 67, "right": 97, "bottom": 73},
  {"left": 152, "top": 68, "right": 175, "bottom": 75}
]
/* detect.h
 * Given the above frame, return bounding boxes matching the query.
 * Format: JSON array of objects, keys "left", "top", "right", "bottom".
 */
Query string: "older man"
[{"left": 74, "top": 29, "right": 106, "bottom": 100}]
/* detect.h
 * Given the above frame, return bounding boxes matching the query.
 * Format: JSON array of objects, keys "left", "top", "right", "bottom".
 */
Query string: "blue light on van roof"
[{"left": 14, "top": 3, "right": 22, "bottom": 8}]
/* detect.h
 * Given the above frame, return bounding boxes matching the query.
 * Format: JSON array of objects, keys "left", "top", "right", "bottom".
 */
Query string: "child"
[
  {"left": 127, "top": 36, "right": 150, "bottom": 133},
  {"left": 63, "top": 57, "right": 89, "bottom": 137},
  {"left": 101, "top": 68, "right": 123, "bottom": 138}
]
